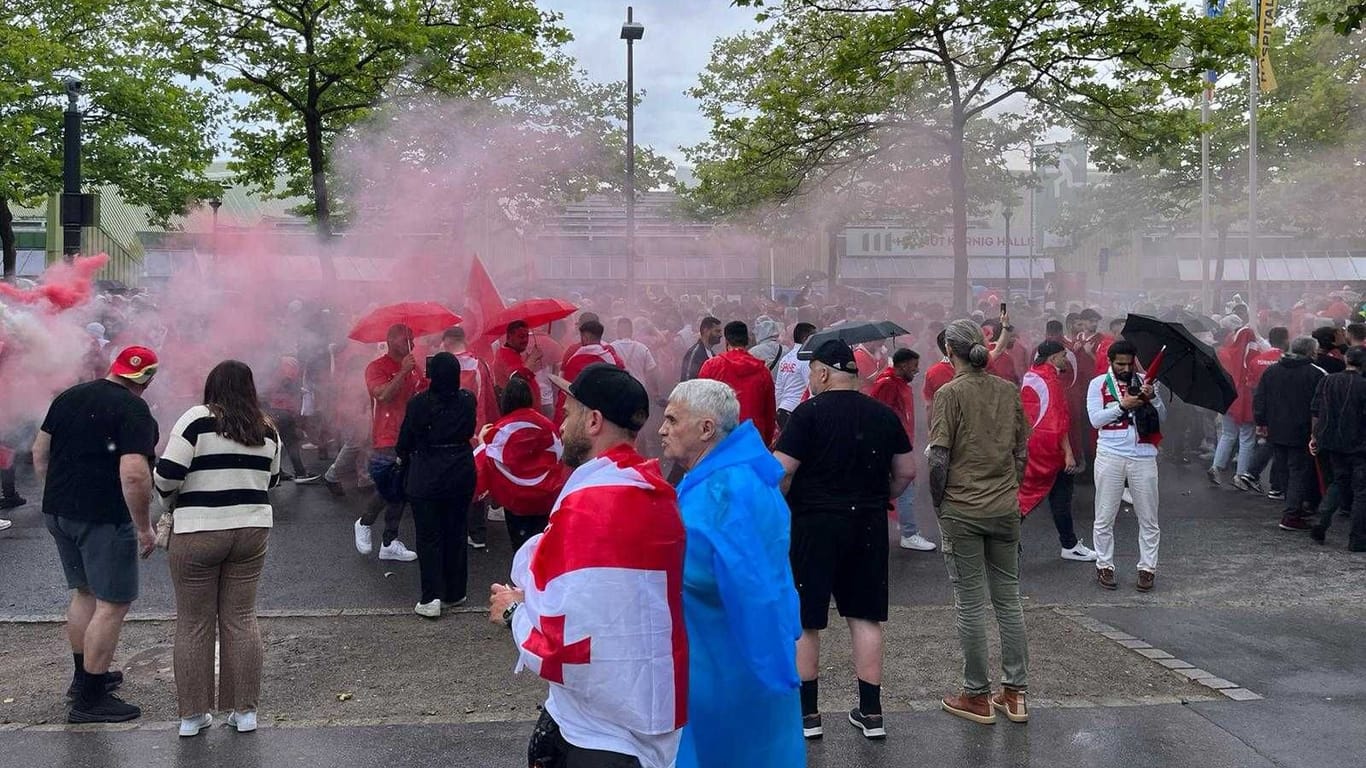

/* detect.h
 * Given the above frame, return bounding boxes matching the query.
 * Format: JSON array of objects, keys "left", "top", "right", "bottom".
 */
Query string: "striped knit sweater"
[{"left": 154, "top": 405, "right": 281, "bottom": 533}]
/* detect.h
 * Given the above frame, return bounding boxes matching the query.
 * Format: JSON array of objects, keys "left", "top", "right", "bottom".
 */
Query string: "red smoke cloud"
[{"left": 0, "top": 254, "right": 110, "bottom": 311}]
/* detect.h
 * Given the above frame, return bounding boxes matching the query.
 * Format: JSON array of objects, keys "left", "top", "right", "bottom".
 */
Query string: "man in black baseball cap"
[
  {"left": 549, "top": 363, "right": 650, "bottom": 467},
  {"left": 774, "top": 337, "right": 917, "bottom": 740}
]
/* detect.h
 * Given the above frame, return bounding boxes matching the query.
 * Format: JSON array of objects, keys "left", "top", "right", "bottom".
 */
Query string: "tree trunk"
[
  {"left": 1212, "top": 224, "right": 1228, "bottom": 307},
  {"left": 0, "top": 197, "right": 15, "bottom": 282},
  {"left": 305, "top": 111, "right": 337, "bottom": 282},
  {"left": 948, "top": 120, "right": 970, "bottom": 316}
]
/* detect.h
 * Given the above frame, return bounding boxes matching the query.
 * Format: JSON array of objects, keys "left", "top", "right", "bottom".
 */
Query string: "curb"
[{"left": 1053, "top": 607, "right": 1264, "bottom": 702}]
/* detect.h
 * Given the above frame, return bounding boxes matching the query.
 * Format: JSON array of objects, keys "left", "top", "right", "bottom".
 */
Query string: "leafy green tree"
[
  {"left": 1062, "top": 0, "right": 1366, "bottom": 299},
  {"left": 0, "top": 0, "right": 220, "bottom": 280},
  {"left": 686, "top": 0, "right": 1245, "bottom": 314},
  {"left": 1322, "top": 1, "right": 1366, "bottom": 34}
]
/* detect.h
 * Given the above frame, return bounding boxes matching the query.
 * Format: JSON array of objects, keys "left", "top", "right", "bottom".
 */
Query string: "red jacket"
[
  {"left": 1217, "top": 327, "right": 1258, "bottom": 424},
  {"left": 866, "top": 367, "right": 915, "bottom": 446},
  {"left": 922, "top": 359, "right": 955, "bottom": 407},
  {"left": 1246, "top": 347, "right": 1283, "bottom": 391},
  {"left": 699, "top": 349, "right": 778, "bottom": 444}
]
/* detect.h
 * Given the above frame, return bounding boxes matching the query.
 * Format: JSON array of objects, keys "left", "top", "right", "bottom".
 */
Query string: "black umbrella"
[
  {"left": 797, "top": 320, "right": 910, "bottom": 359},
  {"left": 1120, "top": 314, "right": 1238, "bottom": 413},
  {"left": 1160, "top": 307, "right": 1219, "bottom": 334}
]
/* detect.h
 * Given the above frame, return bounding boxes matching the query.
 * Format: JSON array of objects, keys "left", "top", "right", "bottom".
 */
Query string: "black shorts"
[
  {"left": 790, "top": 508, "right": 889, "bottom": 629},
  {"left": 45, "top": 515, "right": 139, "bottom": 604}
]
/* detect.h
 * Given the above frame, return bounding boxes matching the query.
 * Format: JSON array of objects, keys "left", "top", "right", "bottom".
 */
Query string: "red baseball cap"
[{"left": 110, "top": 346, "right": 159, "bottom": 384}]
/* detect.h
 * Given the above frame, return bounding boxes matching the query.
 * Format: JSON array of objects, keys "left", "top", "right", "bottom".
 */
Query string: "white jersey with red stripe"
[{"left": 1086, "top": 371, "right": 1166, "bottom": 459}]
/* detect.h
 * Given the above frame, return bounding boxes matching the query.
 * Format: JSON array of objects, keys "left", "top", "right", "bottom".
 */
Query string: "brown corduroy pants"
[{"left": 168, "top": 527, "right": 269, "bottom": 717}]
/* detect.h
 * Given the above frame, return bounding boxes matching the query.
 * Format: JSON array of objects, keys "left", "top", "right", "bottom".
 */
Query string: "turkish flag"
[
  {"left": 509, "top": 444, "right": 688, "bottom": 736},
  {"left": 474, "top": 407, "right": 569, "bottom": 514},
  {"left": 1018, "top": 363, "right": 1071, "bottom": 516},
  {"left": 465, "top": 255, "right": 504, "bottom": 358}
]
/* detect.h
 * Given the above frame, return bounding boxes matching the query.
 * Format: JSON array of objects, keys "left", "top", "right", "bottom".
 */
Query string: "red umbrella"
[
  {"left": 482, "top": 298, "right": 577, "bottom": 337},
  {"left": 348, "top": 301, "right": 462, "bottom": 343}
]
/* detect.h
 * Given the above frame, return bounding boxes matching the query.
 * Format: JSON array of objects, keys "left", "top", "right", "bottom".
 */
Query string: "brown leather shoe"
[
  {"left": 1137, "top": 570, "right": 1155, "bottom": 592},
  {"left": 991, "top": 687, "right": 1029, "bottom": 723},
  {"left": 942, "top": 692, "right": 997, "bottom": 724},
  {"left": 1097, "top": 567, "right": 1117, "bottom": 590}
]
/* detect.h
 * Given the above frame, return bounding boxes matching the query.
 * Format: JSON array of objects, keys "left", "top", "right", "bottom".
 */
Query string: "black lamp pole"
[
  {"left": 621, "top": 7, "right": 644, "bottom": 298},
  {"left": 61, "top": 78, "right": 85, "bottom": 261}
]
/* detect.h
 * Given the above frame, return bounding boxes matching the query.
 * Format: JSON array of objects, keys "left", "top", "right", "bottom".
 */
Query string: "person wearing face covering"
[{"left": 396, "top": 352, "right": 477, "bottom": 618}]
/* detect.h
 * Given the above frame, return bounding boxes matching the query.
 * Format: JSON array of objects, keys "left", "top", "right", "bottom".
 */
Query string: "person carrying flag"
[
  {"left": 489, "top": 364, "right": 687, "bottom": 768},
  {"left": 474, "top": 376, "right": 570, "bottom": 551},
  {"left": 1018, "top": 341, "right": 1095, "bottom": 562}
]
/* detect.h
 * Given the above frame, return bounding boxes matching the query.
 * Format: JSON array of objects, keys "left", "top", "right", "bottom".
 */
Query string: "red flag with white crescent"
[
  {"left": 509, "top": 444, "right": 688, "bottom": 737},
  {"left": 1018, "top": 363, "right": 1071, "bottom": 516},
  {"left": 474, "top": 407, "right": 569, "bottom": 514}
]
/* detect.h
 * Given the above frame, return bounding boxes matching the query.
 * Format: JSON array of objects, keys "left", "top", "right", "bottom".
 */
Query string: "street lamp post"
[
  {"left": 209, "top": 197, "right": 222, "bottom": 269},
  {"left": 1003, "top": 206, "right": 1013, "bottom": 300},
  {"left": 61, "top": 78, "right": 86, "bottom": 262},
  {"left": 621, "top": 6, "right": 644, "bottom": 300}
]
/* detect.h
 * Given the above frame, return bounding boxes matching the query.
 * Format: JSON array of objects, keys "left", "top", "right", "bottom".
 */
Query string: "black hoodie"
[
  {"left": 396, "top": 352, "right": 476, "bottom": 500},
  {"left": 1254, "top": 355, "right": 1326, "bottom": 447}
]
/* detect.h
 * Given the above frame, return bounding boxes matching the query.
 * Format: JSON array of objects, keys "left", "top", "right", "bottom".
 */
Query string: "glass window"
[{"left": 861, "top": 233, "right": 869, "bottom": 253}]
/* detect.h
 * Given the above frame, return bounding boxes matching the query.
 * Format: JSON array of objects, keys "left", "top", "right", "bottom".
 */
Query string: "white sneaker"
[
  {"left": 0, "top": 519, "right": 12, "bottom": 532},
  {"left": 1061, "top": 541, "right": 1098, "bottom": 562},
  {"left": 899, "top": 534, "right": 937, "bottom": 551},
  {"left": 379, "top": 539, "right": 418, "bottom": 561},
  {"left": 415, "top": 599, "right": 442, "bottom": 618},
  {"left": 487, "top": 506, "right": 506, "bottom": 522},
  {"left": 1122, "top": 488, "right": 1134, "bottom": 506},
  {"left": 179, "top": 713, "right": 212, "bottom": 737},
  {"left": 353, "top": 518, "right": 373, "bottom": 555},
  {"left": 228, "top": 710, "right": 257, "bottom": 733}
]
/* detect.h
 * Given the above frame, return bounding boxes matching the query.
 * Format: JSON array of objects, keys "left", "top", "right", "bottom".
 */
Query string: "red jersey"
[
  {"left": 922, "top": 359, "right": 955, "bottom": 407},
  {"left": 865, "top": 367, "right": 915, "bottom": 447},
  {"left": 365, "top": 353, "right": 426, "bottom": 450},
  {"left": 1246, "top": 348, "right": 1283, "bottom": 391},
  {"left": 854, "top": 347, "right": 880, "bottom": 382},
  {"left": 494, "top": 345, "right": 541, "bottom": 404},
  {"left": 987, "top": 346, "right": 1019, "bottom": 385},
  {"left": 698, "top": 349, "right": 778, "bottom": 444}
]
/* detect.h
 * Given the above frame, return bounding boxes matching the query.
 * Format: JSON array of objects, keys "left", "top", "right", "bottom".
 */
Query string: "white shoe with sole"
[
  {"left": 179, "top": 713, "right": 212, "bottom": 737},
  {"left": 379, "top": 539, "right": 418, "bottom": 561},
  {"left": 228, "top": 710, "right": 257, "bottom": 733},
  {"left": 353, "top": 519, "right": 373, "bottom": 555},
  {"left": 415, "top": 599, "right": 442, "bottom": 618},
  {"left": 1061, "top": 541, "right": 1098, "bottom": 562},
  {"left": 899, "top": 534, "right": 937, "bottom": 551},
  {"left": 0, "top": 519, "right": 12, "bottom": 532}
]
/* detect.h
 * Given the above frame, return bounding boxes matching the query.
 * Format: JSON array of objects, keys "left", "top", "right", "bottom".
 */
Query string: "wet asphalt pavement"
[{"left": 1, "top": 455, "right": 1364, "bottom": 767}]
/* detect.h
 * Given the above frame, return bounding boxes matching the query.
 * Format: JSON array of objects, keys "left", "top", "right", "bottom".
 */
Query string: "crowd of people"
[{"left": 5, "top": 277, "right": 1366, "bottom": 768}]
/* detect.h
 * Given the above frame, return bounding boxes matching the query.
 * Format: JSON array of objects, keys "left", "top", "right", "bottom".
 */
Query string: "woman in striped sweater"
[{"left": 154, "top": 360, "right": 281, "bottom": 738}]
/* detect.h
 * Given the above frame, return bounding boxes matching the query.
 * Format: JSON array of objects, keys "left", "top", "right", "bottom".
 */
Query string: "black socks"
[
  {"left": 800, "top": 679, "right": 819, "bottom": 717},
  {"left": 72, "top": 653, "right": 85, "bottom": 684},
  {"left": 858, "top": 679, "right": 882, "bottom": 717}
]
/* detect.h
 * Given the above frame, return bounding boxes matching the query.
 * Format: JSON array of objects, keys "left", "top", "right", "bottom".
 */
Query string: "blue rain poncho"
[{"left": 675, "top": 420, "right": 805, "bottom": 768}]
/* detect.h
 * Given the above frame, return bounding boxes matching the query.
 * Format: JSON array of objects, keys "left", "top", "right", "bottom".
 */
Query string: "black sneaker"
[
  {"left": 802, "top": 713, "right": 823, "bottom": 739},
  {"left": 467, "top": 535, "right": 487, "bottom": 550},
  {"left": 1267, "top": 489, "right": 1285, "bottom": 501},
  {"left": 1206, "top": 468, "right": 1221, "bottom": 486},
  {"left": 1279, "top": 514, "right": 1312, "bottom": 532},
  {"left": 294, "top": 474, "right": 323, "bottom": 485},
  {"left": 68, "top": 691, "right": 141, "bottom": 723},
  {"left": 66, "top": 670, "right": 123, "bottom": 701},
  {"left": 0, "top": 495, "right": 25, "bottom": 510},
  {"left": 1311, "top": 525, "right": 1328, "bottom": 544},
  {"left": 848, "top": 707, "right": 886, "bottom": 739}
]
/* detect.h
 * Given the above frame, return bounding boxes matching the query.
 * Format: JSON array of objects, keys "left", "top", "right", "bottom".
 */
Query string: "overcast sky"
[{"left": 540, "top": 0, "right": 761, "bottom": 167}]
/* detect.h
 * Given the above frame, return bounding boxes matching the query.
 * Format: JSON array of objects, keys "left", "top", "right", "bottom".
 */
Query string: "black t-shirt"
[
  {"left": 1317, "top": 353, "right": 1347, "bottom": 375},
  {"left": 776, "top": 389, "right": 912, "bottom": 514},
  {"left": 41, "top": 379, "right": 159, "bottom": 524}
]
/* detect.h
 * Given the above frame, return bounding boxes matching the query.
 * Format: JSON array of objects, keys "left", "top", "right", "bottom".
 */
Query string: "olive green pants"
[{"left": 938, "top": 510, "right": 1029, "bottom": 695}]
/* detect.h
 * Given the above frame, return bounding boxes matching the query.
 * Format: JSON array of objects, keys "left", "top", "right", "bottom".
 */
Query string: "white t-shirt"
[
  {"left": 774, "top": 346, "right": 810, "bottom": 412},
  {"left": 611, "top": 338, "right": 658, "bottom": 387}
]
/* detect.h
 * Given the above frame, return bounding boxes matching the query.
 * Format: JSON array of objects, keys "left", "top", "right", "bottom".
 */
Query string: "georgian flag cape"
[
  {"left": 510, "top": 444, "right": 689, "bottom": 738},
  {"left": 473, "top": 407, "right": 569, "bottom": 515},
  {"left": 1018, "top": 361, "right": 1071, "bottom": 516}
]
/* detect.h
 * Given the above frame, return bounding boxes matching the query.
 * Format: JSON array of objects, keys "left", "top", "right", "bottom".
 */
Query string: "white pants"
[{"left": 1093, "top": 452, "right": 1161, "bottom": 573}]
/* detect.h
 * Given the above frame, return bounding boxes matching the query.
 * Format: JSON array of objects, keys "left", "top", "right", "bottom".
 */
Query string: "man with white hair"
[
  {"left": 774, "top": 339, "right": 916, "bottom": 741},
  {"left": 659, "top": 380, "right": 803, "bottom": 768}
]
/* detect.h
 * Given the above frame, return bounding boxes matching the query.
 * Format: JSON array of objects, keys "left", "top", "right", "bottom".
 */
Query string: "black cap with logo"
[{"left": 549, "top": 363, "right": 650, "bottom": 431}]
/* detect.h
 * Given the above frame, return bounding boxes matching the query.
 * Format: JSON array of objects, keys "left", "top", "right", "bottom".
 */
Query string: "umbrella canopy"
[
  {"left": 798, "top": 320, "right": 910, "bottom": 359},
  {"left": 482, "top": 298, "right": 577, "bottom": 338},
  {"left": 348, "top": 301, "right": 461, "bottom": 343},
  {"left": 1120, "top": 314, "right": 1238, "bottom": 414},
  {"left": 1160, "top": 308, "right": 1219, "bottom": 334}
]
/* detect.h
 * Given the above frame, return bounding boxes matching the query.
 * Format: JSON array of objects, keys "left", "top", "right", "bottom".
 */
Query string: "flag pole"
[{"left": 1247, "top": 36, "right": 1260, "bottom": 315}]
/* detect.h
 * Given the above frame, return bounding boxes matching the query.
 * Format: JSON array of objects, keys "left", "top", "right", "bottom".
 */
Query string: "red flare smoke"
[{"left": 0, "top": 254, "right": 110, "bottom": 312}]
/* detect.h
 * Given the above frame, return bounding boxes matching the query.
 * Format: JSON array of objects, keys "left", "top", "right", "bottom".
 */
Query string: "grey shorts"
[{"left": 45, "top": 515, "right": 139, "bottom": 604}]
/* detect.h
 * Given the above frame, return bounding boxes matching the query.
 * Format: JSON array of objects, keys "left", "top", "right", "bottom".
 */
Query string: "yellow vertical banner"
[{"left": 1257, "top": 0, "right": 1278, "bottom": 92}]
